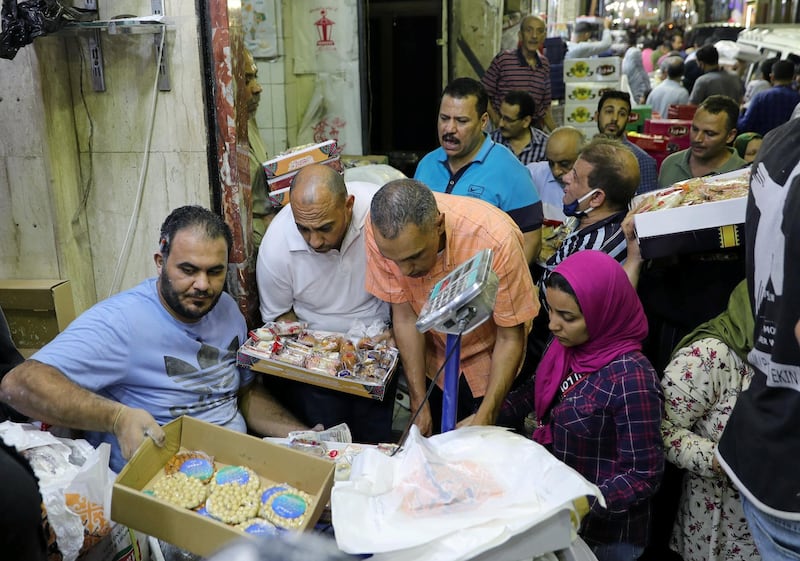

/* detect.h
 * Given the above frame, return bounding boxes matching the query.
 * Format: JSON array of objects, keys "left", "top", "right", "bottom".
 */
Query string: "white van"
[{"left": 736, "top": 24, "right": 800, "bottom": 83}]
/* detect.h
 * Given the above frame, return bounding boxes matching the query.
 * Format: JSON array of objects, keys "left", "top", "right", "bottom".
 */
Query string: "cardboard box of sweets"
[
  {"left": 563, "top": 57, "right": 621, "bottom": 83},
  {"left": 262, "top": 140, "right": 339, "bottom": 179},
  {"left": 632, "top": 168, "right": 749, "bottom": 259},
  {"left": 112, "top": 416, "right": 335, "bottom": 558},
  {"left": 267, "top": 157, "right": 344, "bottom": 207}
]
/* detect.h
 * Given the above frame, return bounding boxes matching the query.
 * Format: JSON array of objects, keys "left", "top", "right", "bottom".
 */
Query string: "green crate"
[{"left": 626, "top": 105, "right": 652, "bottom": 133}]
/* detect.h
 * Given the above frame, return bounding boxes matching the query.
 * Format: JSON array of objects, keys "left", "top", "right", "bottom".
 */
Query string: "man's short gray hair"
[{"left": 370, "top": 179, "right": 439, "bottom": 239}]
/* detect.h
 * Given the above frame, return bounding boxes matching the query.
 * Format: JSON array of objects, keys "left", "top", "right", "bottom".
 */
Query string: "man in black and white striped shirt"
[
  {"left": 521, "top": 138, "right": 641, "bottom": 376},
  {"left": 537, "top": 136, "right": 640, "bottom": 296}
]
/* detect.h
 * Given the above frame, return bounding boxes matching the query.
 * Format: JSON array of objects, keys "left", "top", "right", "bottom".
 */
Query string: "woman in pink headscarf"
[{"left": 534, "top": 250, "right": 664, "bottom": 561}]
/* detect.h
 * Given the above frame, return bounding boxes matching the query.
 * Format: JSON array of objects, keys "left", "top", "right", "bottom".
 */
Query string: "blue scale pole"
[{"left": 441, "top": 333, "right": 461, "bottom": 432}]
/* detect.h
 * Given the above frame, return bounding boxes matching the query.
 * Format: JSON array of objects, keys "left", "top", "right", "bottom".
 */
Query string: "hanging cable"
[
  {"left": 391, "top": 311, "right": 474, "bottom": 456},
  {"left": 107, "top": 28, "right": 166, "bottom": 297}
]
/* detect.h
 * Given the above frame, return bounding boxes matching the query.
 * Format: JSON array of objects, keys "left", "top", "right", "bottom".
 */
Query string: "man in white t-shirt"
[{"left": 256, "top": 164, "right": 394, "bottom": 443}]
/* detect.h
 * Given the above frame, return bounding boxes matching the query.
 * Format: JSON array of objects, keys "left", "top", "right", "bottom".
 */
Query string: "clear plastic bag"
[{"left": 332, "top": 426, "right": 604, "bottom": 560}]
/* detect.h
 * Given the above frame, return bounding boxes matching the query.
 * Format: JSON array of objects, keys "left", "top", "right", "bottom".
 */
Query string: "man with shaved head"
[
  {"left": 255, "top": 164, "right": 394, "bottom": 443},
  {"left": 527, "top": 126, "right": 586, "bottom": 224}
]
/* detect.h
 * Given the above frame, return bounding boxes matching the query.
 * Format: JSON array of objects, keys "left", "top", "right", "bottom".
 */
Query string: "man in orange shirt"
[{"left": 365, "top": 179, "right": 539, "bottom": 435}]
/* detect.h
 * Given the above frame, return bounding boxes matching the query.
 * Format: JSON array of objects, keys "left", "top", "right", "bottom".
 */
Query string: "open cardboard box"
[
  {"left": 111, "top": 416, "right": 335, "bottom": 557},
  {"left": 0, "top": 279, "right": 75, "bottom": 353}
]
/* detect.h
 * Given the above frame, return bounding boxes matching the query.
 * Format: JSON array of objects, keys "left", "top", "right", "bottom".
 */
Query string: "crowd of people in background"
[{"left": 3, "top": 12, "right": 800, "bottom": 561}]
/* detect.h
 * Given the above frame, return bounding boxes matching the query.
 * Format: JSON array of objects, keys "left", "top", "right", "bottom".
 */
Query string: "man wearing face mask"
[
  {"left": 537, "top": 137, "right": 641, "bottom": 295},
  {"left": 498, "top": 137, "right": 643, "bottom": 429}
]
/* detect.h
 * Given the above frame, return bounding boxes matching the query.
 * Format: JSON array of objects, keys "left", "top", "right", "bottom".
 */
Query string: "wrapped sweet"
[
  {"left": 164, "top": 450, "right": 215, "bottom": 482},
  {"left": 152, "top": 472, "right": 208, "bottom": 509},
  {"left": 305, "top": 354, "right": 340, "bottom": 376},
  {"left": 260, "top": 486, "right": 313, "bottom": 530},
  {"left": 205, "top": 483, "right": 261, "bottom": 524},
  {"left": 266, "top": 321, "right": 307, "bottom": 336},
  {"left": 235, "top": 517, "right": 279, "bottom": 536},
  {"left": 273, "top": 341, "right": 312, "bottom": 367},
  {"left": 340, "top": 340, "right": 357, "bottom": 371}
]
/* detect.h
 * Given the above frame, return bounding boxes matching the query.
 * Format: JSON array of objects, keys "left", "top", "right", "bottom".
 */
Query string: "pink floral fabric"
[{"left": 661, "top": 337, "right": 760, "bottom": 561}]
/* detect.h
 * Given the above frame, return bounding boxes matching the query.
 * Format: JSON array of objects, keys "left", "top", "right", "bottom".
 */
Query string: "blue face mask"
[{"left": 563, "top": 189, "right": 599, "bottom": 217}]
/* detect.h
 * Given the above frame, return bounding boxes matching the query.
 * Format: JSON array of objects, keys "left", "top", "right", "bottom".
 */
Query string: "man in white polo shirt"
[{"left": 256, "top": 164, "right": 394, "bottom": 443}]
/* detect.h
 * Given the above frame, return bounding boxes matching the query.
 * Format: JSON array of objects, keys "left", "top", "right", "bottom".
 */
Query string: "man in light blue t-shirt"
[
  {"left": 0, "top": 206, "right": 309, "bottom": 472},
  {"left": 414, "top": 77, "right": 543, "bottom": 264}
]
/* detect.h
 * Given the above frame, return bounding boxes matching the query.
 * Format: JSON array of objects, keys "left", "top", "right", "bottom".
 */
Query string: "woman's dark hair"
[{"left": 544, "top": 272, "right": 581, "bottom": 312}]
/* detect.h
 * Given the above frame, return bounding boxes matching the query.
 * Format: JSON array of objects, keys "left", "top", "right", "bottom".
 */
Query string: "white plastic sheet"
[{"left": 332, "top": 425, "right": 604, "bottom": 561}]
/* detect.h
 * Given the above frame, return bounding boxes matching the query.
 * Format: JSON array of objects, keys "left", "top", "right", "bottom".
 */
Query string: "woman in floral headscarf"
[
  {"left": 661, "top": 280, "right": 760, "bottom": 561},
  {"left": 533, "top": 250, "right": 664, "bottom": 561}
]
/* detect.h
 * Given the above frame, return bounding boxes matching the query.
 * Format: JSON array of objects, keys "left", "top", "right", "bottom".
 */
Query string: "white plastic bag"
[
  {"left": 0, "top": 421, "right": 115, "bottom": 561},
  {"left": 332, "top": 425, "right": 604, "bottom": 560}
]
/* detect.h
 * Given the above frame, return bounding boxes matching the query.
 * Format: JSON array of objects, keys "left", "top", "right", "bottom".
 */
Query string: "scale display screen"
[{"left": 416, "top": 249, "right": 498, "bottom": 335}]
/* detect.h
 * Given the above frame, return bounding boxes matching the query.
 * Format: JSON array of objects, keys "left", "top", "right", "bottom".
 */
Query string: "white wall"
[
  {"left": 0, "top": 47, "right": 59, "bottom": 279},
  {"left": 0, "top": 0, "right": 211, "bottom": 314},
  {"left": 254, "top": 58, "right": 290, "bottom": 155}
]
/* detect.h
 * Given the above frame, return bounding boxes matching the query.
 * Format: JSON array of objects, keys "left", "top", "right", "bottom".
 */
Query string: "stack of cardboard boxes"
[
  {"left": 562, "top": 56, "right": 622, "bottom": 138},
  {"left": 264, "top": 139, "right": 342, "bottom": 207}
]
